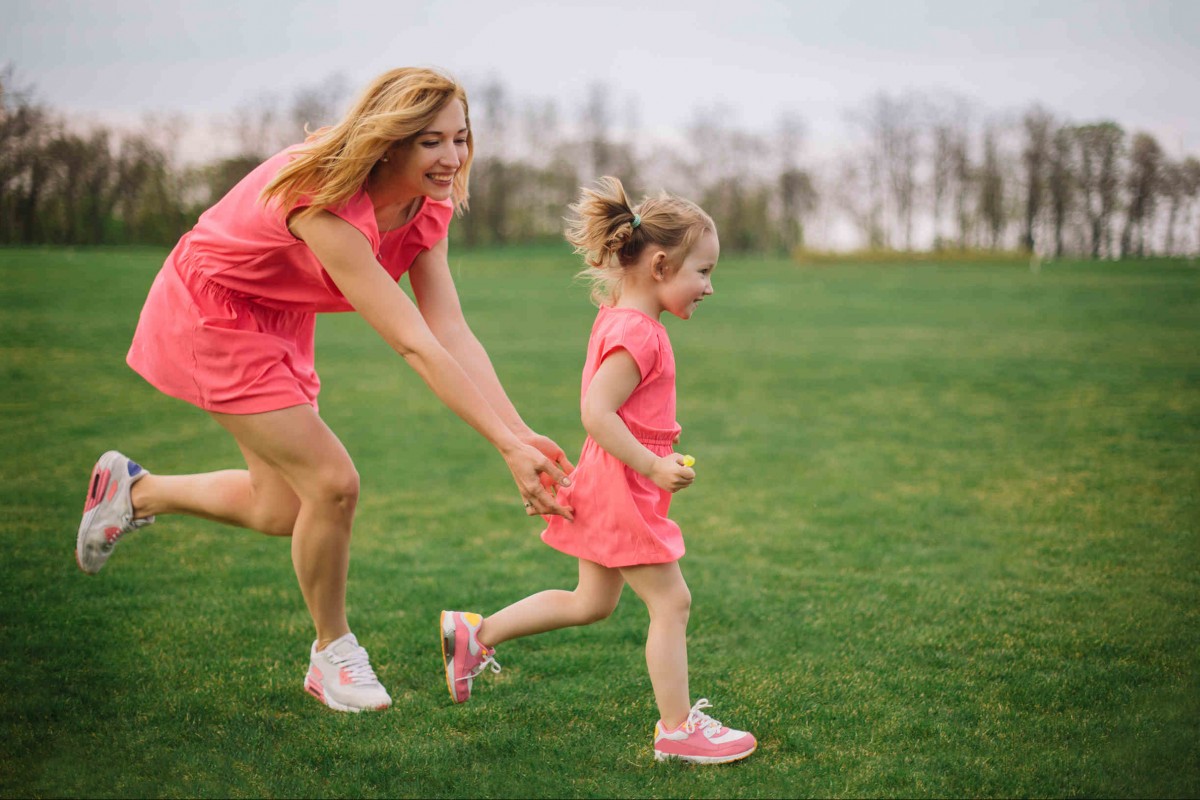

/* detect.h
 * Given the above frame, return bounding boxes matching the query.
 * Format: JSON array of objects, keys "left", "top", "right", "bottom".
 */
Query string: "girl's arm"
[
  {"left": 290, "top": 210, "right": 573, "bottom": 519},
  {"left": 408, "top": 238, "right": 574, "bottom": 476},
  {"left": 581, "top": 349, "right": 695, "bottom": 493}
]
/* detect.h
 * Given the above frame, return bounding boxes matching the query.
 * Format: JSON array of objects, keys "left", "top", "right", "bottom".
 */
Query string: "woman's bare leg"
[
  {"left": 130, "top": 438, "right": 301, "bottom": 536},
  {"left": 167, "top": 405, "right": 360, "bottom": 649}
]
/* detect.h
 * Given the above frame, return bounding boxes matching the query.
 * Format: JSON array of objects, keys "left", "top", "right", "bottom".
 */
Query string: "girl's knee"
[
  {"left": 577, "top": 593, "right": 621, "bottom": 625},
  {"left": 649, "top": 586, "right": 691, "bottom": 623}
]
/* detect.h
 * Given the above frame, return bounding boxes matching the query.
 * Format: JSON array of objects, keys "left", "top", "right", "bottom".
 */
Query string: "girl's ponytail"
[{"left": 564, "top": 176, "right": 642, "bottom": 271}]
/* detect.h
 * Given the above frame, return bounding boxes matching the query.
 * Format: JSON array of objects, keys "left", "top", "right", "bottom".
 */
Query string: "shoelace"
[
  {"left": 329, "top": 645, "right": 382, "bottom": 686},
  {"left": 460, "top": 648, "right": 502, "bottom": 682},
  {"left": 682, "top": 698, "right": 724, "bottom": 735}
]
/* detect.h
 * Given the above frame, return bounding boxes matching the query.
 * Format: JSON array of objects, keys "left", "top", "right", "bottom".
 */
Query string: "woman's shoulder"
[{"left": 412, "top": 197, "right": 454, "bottom": 240}]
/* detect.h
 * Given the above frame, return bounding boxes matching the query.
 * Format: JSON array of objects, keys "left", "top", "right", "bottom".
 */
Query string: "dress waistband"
[{"left": 621, "top": 416, "right": 682, "bottom": 447}]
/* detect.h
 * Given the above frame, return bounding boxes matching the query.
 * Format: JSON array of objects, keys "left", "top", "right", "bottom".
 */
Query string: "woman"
[{"left": 75, "top": 67, "right": 574, "bottom": 713}]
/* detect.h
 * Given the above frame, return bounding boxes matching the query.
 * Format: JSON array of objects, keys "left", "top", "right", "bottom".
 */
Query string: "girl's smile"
[{"left": 659, "top": 229, "right": 719, "bottom": 320}]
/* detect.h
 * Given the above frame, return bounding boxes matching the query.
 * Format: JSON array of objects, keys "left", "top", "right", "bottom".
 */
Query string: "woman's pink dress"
[
  {"left": 126, "top": 147, "right": 453, "bottom": 414},
  {"left": 541, "top": 306, "right": 685, "bottom": 568}
]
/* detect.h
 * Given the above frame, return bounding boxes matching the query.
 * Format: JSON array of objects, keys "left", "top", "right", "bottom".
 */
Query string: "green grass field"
[{"left": 2, "top": 245, "right": 1197, "bottom": 798}]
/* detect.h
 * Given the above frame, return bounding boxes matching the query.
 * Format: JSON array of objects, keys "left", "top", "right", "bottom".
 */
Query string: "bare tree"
[
  {"left": 930, "top": 122, "right": 954, "bottom": 248},
  {"left": 978, "top": 123, "right": 1006, "bottom": 249},
  {"left": 1047, "top": 127, "right": 1075, "bottom": 258},
  {"left": 850, "top": 92, "right": 922, "bottom": 249},
  {"left": 521, "top": 98, "right": 561, "bottom": 167},
  {"left": 1120, "top": 132, "right": 1164, "bottom": 257},
  {"left": 0, "top": 65, "right": 66, "bottom": 244},
  {"left": 775, "top": 112, "right": 816, "bottom": 252},
  {"left": 889, "top": 99, "right": 921, "bottom": 250},
  {"left": 1021, "top": 106, "right": 1054, "bottom": 253},
  {"left": 830, "top": 154, "right": 883, "bottom": 249},
  {"left": 228, "top": 92, "right": 284, "bottom": 159},
  {"left": 1182, "top": 157, "right": 1200, "bottom": 255},
  {"left": 582, "top": 83, "right": 614, "bottom": 179},
  {"left": 924, "top": 93, "right": 974, "bottom": 250},
  {"left": 1072, "top": 122, "right": 1124, "bottom": 259},
  {"left": 44, "top": 128, "right": 117, "bottom": 244},
  {"left": 950, "top": 130, "right": 975, "bottom": 249}
]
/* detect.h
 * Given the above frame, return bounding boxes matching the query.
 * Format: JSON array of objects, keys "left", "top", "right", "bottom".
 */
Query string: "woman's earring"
[{"left": 380, "top": 155, "right": 390, "bottom": 163}]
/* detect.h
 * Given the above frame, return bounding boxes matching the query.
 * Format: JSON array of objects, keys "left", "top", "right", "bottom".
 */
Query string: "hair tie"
[{"left": 631, "top": 213, "right": 641, "bottom": 229}]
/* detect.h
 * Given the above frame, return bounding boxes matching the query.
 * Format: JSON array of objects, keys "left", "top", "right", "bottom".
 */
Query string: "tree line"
[{"left": 3, "top": 66, "right": 1199, "bottom": 258}]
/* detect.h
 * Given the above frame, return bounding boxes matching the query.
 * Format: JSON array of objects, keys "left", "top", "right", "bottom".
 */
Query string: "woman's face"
[{"left": 387, "top": 99, "right": 469, "bottom": 202}]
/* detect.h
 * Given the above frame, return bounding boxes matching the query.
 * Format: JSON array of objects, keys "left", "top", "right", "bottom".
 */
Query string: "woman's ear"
[{"left": 382, "top": 141, "right": 404, "bottom": 163}]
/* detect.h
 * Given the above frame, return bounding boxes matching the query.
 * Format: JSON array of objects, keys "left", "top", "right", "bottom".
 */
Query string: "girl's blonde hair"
[
  {"left": 564, "top": 176, "right": 715, "bottom": 305},
  {"left": 260, "top": 67, "right": 473, "bottom": 219}
]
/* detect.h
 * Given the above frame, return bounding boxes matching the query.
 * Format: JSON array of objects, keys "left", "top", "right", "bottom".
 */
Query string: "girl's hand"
[
  {"left": 648, "top": 453, "right": 696, "bottom": 493},
  {"left": 503, "top": 442, "right": 575, "bottom": 520}
]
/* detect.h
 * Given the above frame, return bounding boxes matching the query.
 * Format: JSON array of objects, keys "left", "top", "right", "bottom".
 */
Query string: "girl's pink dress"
[
  {"left": 126, "top": 147, "right": 453, "bottom": 414},
  {"left": 541, "top": 306, "right": 685, "bottom": 568}
]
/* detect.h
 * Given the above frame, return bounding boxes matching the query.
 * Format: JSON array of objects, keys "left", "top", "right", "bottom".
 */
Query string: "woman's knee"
[
  {"left": 302, "top": 463, "right": 361, "bottom": 514},
  {"left": 254, "top": 501, "right": 300, "bottom": 537}
]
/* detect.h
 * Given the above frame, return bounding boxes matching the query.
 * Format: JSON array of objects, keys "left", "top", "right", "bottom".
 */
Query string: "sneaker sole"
[
  {"left": 654, "top": 743, "right": 757, "bottom": 765},
  {"left": 439, "top": 611, "right": 459, "bottom": 703},
  {"left": 303, "top": 672, "right": 391, "bottom": 713},
  {"left": 75, "top": 451, "right": 125, "bottom": 574}
]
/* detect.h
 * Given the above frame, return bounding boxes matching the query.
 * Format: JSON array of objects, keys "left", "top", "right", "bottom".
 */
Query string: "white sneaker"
[
  {"left": 76, "top": 450, "right": 155, "bottom": 574},
  {"left": 304, "top": 633, "right": 392, "bottom": 712}
]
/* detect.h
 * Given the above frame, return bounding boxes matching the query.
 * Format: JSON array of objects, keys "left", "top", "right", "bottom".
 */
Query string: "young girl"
[{"left": 440, "top": 177, "right": 756, "bottom": 764}]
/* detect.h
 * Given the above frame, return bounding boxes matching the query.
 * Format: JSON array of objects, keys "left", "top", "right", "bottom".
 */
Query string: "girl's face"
[
  {"left": 657, "top": 228, "right": 719, "bottom": 320},
  {"left": 386, "top": 99, "right": 469, "bottom": 202}
]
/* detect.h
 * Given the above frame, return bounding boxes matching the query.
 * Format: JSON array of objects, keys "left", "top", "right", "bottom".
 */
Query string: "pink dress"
[
  {"left": 541, "top": 306, "right": 685, "bottom": 568},
  {"left": 126, "top": 147, "right": 453, "bottom": 414}
]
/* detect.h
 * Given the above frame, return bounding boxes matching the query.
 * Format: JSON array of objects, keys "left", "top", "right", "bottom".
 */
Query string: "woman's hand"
[
  {"left": 519, "top": 430, "right": 575, "bottom": 471},
  {"left": 502, "top": 441, "right": 575, "bottom": 520},
  {"left": 647, "top": 453, "right": 696, "bottom": 493}
]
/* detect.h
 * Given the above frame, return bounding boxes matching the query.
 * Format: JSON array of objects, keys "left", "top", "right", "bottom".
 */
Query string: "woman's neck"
[{"left": 373, "top": 196, "right": 422, "bottom": 232}]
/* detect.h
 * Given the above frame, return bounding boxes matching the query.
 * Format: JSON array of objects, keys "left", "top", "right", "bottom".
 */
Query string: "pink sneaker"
[
  {"left": 653, "top": 699, "right": 757, "bottom": 764},
  {"left": 440, "top": 610, "right": 500, "bottom": 703}
]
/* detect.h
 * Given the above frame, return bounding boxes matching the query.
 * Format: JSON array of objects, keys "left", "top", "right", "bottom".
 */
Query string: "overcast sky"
[{"left": 5, "top": 0, "right": 1199, "bottom": 160}]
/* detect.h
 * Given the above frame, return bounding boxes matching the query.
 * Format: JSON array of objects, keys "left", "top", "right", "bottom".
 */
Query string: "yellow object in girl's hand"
[{"left": 681, "top": 455, "right": 695, "bottom": 468}]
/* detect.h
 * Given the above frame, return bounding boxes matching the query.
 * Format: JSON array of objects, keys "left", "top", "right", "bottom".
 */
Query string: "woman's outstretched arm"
[
  {"left": 291, "top": 210, "right": 573, "bottom": 518},
  {"left": 409, "top": 237, "right": 575, "bottom": 475}
]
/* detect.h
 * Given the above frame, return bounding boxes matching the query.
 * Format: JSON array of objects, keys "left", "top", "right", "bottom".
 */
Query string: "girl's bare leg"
[
  {"left": 620, "top": 561, "right": 692, "bottom": 729},
  {"left": 477, "top": 558, "right": 625, "bottom": 646}
]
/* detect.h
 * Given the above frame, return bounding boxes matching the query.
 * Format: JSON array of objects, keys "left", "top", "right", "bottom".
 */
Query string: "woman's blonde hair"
[
  {"left": 260, "top": 67, "right": 473, "bottom": 219},
  {"left": 564, "top": 176, "right": 715, "bottom": 305}
]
